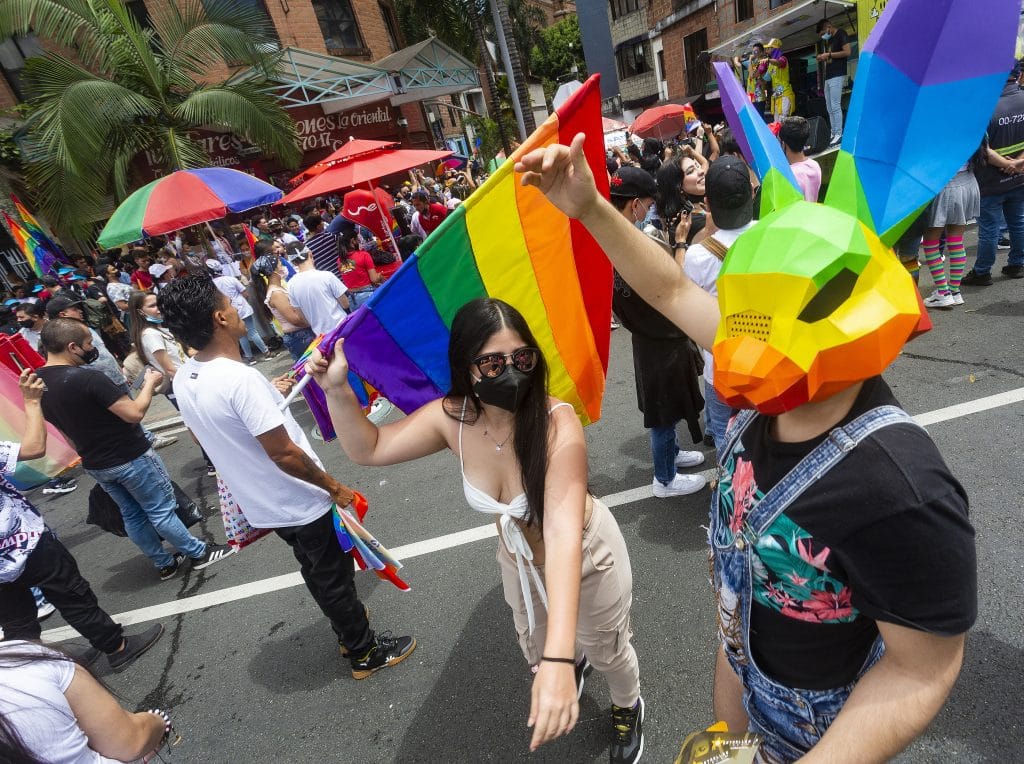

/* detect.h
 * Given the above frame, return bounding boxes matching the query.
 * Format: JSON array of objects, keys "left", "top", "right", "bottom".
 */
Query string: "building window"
[
  {"left": 313, "top": 0, "right": 367, "bottom": 55},
  {"left": 683, "top": 28, "right": 708, "bottom": 96},
  {"left": 0, "top": 34, "right": 43, "bottom": 101},
  {"left": 125, "top": 0, "right": 152, "bottom": 28},
  {"left": 379, "top": 2, "right": 403, "bottom": 52},
  {"left": 616, "top": 42, "right": 651, "bottom": 80},
  {"left": 736, "top": 0, "right": 754, "bottom": 21},
  {"left": 609, "top": 0, "right": 641, "bottom": 21},
  {"left": 656, "top": 49, "right": 665, "bottom": 81}
]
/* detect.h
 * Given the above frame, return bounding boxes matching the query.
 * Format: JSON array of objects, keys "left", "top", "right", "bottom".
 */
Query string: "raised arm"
[
  {"left": 515, "top": 133, "right": 720, "bottom": 350},
  {"left": 18, "top": 370, "right": 47, "bottom": 460},
  {"left": 108, "top": 368, "right": 163, "bottom": 424},
  {"left": 528, "top": 405, "right": 587, "bottom": 751},
  {"left": 307, "top": 340, "right": 448, "bottom": 466}
]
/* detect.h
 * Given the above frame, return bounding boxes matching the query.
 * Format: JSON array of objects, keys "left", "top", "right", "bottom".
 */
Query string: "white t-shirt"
[
  {"left": 172, "top": 356, "right": 332, "bottom": 528},
  {"left": 0, "top": 642, "right": 120, "bottom": 763},
  {"left": 213, "top": 275, "right": 253, "bottom": 320},
  {"left": 104, "top": 281, "right": 131, "bottom": 306},
  {"left": 285, "top": 269, "right": 348, "bottom": 334},
  {"left": 18, "top": 325, "right": 42, "bottom": 351},
  {"left": 683, "top": 222, "right": 755, "bottom": 384},
  {"left": 0, "top": 442, "right": 45, "bottom": 583},
  {"left": 140, "top": 325, "right": 185, "bottom": 371}
]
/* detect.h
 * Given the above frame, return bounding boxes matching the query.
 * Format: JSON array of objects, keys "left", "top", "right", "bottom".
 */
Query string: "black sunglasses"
[{"left": 472, "top": 347, "right": 540, "bottom": 379}]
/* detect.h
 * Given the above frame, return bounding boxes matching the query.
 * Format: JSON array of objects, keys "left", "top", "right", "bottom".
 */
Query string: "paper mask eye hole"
[{"left": 797, "top": 268, "right": 859, "bottom": 323}]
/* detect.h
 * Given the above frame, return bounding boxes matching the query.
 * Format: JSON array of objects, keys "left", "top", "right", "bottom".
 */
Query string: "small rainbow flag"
[
  {"left": 11, "top": 194, "right": 65, "bottom": 264},
  {"left": 0, "top": 366, "right": 79, "bottom": 489},
  {"left": 682, "top": 103, "right": 701, "bottom": 133},
  {"left": 3, "top": 211, "right": 56, "bottom": 278},
  {"left": 327, "top": 75, "right": 612, "bottom": 425}
]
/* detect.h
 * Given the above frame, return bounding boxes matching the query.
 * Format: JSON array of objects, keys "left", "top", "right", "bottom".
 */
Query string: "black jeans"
[
  {"left": 0, "top": 531, "right": 124, "bottom": 653},
  {"left": 275, "top": 510, "right": 373, "bottom": 655}
]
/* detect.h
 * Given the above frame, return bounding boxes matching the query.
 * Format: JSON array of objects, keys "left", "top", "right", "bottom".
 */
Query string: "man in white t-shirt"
[
  {"left": 282, "top": 243, "right": 350, "bottom": 335},
  {"left": 681, "top": 156, "right": 755, "bottom": 449},
  {"left": 158, "top": 276, "right": 415, "bottom": 679},
  {"left": 207, "top": 260, "right": 275, "bottom": 365}
]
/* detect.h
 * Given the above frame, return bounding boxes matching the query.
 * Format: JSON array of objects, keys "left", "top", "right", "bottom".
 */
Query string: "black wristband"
[
  {"left": 674, "top": 242, "right": 689, "bottom": 251},
  {"left": 541, "top": 656, "right": 577, "bottom": 665}
]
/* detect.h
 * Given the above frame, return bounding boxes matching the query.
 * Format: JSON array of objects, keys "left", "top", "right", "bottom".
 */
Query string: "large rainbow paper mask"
[{"left": 711, "top": 0, "right": 1020, "bottom": 414}]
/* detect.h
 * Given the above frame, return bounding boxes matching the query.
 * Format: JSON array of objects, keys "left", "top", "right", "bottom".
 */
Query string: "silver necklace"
[{"left": 481, "top": 420, "right": 513, "bottom": 452}]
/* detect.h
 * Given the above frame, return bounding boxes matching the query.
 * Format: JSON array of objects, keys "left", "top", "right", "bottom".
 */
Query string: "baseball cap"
[
  {"left": 705, "top": 156, "right": 754, "bottom": 230},
  {"left": 149, "top": 263, "right": 172, "bottom": 279},
  {"left": 45, "top": 294, "right": 85, "bottom": 319},
  {"left": 205, "top": 258, "right": 223, "bottom": 274},
  {"left": 608, "top": 166, "right": 658, "bottom": 199}
]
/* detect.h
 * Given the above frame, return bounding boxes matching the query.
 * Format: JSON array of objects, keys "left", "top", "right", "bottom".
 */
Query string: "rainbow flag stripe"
[
  {"left": 3, "top": 211, "right": 55, "bottom": 278},
  {"left": 11, "top": 194, "right": 65, "bottom": 264},
  {"left": 0, "top": 367, "right": 79, "bottom": 489},
  {"left": 335, "top": 75, "right": 612, "bottom": 424}
]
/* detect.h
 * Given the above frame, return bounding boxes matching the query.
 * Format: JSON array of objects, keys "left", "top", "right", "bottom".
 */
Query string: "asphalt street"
[{"left": 25, "top": 240, "right": 1024, "bottom": 763}]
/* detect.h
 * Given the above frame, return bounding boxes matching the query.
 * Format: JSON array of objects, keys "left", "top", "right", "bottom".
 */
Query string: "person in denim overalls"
[{"left": 515, "top": 0, "right": 1012, "bottom": 757}]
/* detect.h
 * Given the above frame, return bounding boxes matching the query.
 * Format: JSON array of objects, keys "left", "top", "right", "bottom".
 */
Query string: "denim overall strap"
[
  {"left": 717, "top": 408, "right": 759, "bottom": 464},
  {"left": 741, "top": 405, "right": 917, "bottom": 540}
]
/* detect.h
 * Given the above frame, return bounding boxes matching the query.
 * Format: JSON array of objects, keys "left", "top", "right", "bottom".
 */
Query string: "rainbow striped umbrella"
[{"left": 97, "top": 168, "right": 282, "bottom": 248}]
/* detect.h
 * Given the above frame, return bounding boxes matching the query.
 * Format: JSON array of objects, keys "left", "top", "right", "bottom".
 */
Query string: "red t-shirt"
[
  {"left": 419, "top": 203, "right": 448, "bottom": 234},
  {"left": 338, "top": 249, "right": 376, "bottom": 290}
]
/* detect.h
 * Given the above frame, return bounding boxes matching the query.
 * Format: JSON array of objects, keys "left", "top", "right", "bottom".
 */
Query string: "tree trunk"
[
  {"left": 473, "top": 7, "right": 512, "bottom": 155},
  {"left": 494, "top": 0, "right": 536, "bottom": 138}
]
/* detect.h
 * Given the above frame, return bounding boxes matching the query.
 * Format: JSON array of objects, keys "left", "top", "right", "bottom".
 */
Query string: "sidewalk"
[{"left": 143, "top": 352, "right": 297, "bottom": 432}]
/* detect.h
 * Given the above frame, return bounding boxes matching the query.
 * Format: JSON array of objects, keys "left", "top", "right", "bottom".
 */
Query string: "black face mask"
[
  {"left": 76, "top": 346, "right": 100, "bottom": 365},
  {"left": 17, "top": 319, "right": 35, "bottom": 329},
  {"left": 473, "top": 366, "right": 532, "bottom": 412}
]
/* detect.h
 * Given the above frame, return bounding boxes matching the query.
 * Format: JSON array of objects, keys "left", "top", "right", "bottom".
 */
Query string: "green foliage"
[
  {"left": 0, "top": 104, "right": 32, "bottom": 170},
  {"left": 530, "top": 16, "right": 587, "bottom": 104},
  {"left": 0, "top": 0, "right": 302, "bottom": 236}
]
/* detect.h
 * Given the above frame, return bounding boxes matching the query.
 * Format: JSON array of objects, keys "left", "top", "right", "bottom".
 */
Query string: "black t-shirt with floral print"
[{"left": 720, "top": 376, "right": 976, "bottom": 689}]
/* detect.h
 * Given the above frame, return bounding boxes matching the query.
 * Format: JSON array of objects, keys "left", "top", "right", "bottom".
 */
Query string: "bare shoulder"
[{"left": 546, "top": 397, "right": 584, "bottom": 439}]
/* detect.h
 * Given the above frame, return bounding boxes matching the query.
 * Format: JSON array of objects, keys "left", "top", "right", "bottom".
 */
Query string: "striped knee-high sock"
[
  {"left": 922, "top": 238, "right": 947, "bottom": 292},
  {"left": 946, "top": 235, "right": 967, "bottom": 292}
]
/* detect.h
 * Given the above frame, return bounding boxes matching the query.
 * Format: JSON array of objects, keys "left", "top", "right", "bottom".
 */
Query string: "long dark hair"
[
  {"left": 248, "top": 241, "right": 276, "bottom": 321},
  {"left": 442, "top": 298, "right": 550, "bottom": 529},
  {"left": 126, "top": 289, "right": 154, "bottom": 362}
]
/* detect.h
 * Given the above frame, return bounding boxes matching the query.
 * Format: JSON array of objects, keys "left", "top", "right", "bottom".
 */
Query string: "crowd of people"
[{"left": 0, "top": 45, "right": 1021, "bottom": 763}]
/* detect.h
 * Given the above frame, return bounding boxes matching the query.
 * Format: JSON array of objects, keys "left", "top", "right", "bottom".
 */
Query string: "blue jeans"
[
  {"left": 975, "top": 186, "right": 1024, "bottom": 274},
  {"left": 87, "top": 450, "right": 206, "bottom": 569},
  {"left": 348, "top": 286, "right": 375, "bottom": 310},
  {"left": 650, "top": 423, "right": 680, "bottom": 484},
  {"left": 239, "top": 314, "right": 269, "bottom": 358},
  {"left": 281, "top": 327, "right": 317, "bottom": 362},
  {"left": 703, "top": 386, "right": 737, "bottom": 452},
  {"left": 823, "top": 76, "right": 845, "bottom": 137}
]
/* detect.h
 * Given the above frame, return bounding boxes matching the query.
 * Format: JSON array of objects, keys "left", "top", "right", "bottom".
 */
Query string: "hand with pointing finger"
[{"left": 515, "top": 133, "right": 600, "bottom": 222}]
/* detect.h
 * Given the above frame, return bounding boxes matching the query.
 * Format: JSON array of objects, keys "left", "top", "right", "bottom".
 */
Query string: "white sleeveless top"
[{"left": 458, "top": 398, "right": 574, "bottom": 634}]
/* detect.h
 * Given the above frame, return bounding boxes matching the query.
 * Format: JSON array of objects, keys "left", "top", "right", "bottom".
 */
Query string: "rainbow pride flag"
[
  {"left": 3, "top": 211, "right": 56, "bottom": 278},
  {"left": 327, "top": 75, "right": 611, "bottom": 426},
  {"left": 11, "top": 194, "right": 65, "bottom": 264},
  {"left": 0, "top": 366, "right": 79, "bottom": 489}
]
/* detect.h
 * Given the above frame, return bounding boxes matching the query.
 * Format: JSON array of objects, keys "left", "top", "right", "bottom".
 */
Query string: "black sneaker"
[
  {"left": 107, "top": 624, "right": 164, "bottom": 672},
  {"left": 961, "top": 268, "right": 993, "bottom": 286},
  {"left": 191, "top": 543, "right": 237, "bottom": 570},
  {"left": 609, "top": 696, "right": 645, "bottom": 764},
  {"left": 1001, "top": 264, "right": 1024, "bottom": 279},
  {"left": 575, "top": 656, "right": 593, "bottom": 700},
  {"left": 42, "top": 477, "right": 78, "bottom": 495},
  {"left": 349, "top": 631, "right": 416, "bottom": 680},
  {"left": 158, "top": 553, "right": 186, "bottom": 581},
  {"left": 205, "top": 463, "right": 217, "bottom": 477},
  {"left": 997, "top": 235, "right": 1011, "bottom": 249}
]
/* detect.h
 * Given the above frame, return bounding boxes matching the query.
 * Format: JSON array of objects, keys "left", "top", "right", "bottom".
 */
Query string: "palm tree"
[{"left": 0, "top": 0, "right": 302, "bottom": 236}]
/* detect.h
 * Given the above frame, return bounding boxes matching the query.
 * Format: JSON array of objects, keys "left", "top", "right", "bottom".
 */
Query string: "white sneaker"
[
  {"left": 674, "top": 450, "right": 706, "bottom": 468},
  {"left": 829, "top": 133, "right": 843, "bottom": 146},
  {"left": 950, "top": 291, "right": 964, "bottom": 306},
  {"left": 652, "top": 474, "right": 707, "bottom": 498},
  {"left": 37, "top": 601, "right": 56, "bottom": 620},
  {"left": 151, "top": 434, "right": 178, "bottom": 449},
  {"left": 923, "top": 290, "right": 955, "bottom": 309}
]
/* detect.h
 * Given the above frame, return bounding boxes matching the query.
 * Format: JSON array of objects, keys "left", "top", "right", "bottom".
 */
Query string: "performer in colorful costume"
[
  {"left": 515, "top": 0, "right": 1018, "bottom": 759},
  {"left": 759, "top": 39, "right": 794, "bottom": 122}
]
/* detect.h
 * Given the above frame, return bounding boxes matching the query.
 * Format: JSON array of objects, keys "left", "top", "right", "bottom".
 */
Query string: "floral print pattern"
[{"left": 717, "top": 443, "right": 859, "bottom": 625}]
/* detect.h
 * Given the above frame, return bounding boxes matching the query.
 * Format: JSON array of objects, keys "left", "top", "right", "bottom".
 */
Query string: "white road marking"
[{"left": 42, "top": 385, "right": 1024, "bottom": 643}]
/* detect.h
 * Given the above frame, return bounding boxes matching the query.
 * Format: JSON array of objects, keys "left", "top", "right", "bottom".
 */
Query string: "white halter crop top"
[{"left": 458, "top": 398, "right": 573, "bottom": 634}]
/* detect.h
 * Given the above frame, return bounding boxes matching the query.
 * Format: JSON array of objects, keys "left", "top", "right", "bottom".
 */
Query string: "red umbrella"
[
  {"left": 629, "top": 105, "right": 693, "bottom": 140},
  {"left": 277, "top": 145, "right": 453, "bottom": 207},
  {"left": 602, "top": 116, "right": 627, "bottom": 133},
  {"left": 289, "top": 138, "right": 399, "bottom": 184}
]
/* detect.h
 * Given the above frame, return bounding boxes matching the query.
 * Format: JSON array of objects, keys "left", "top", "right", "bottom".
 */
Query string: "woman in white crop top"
[
  {"left": 250, "top": 247, "right": 316, "bottom": 361},
  {"left": 308, "top": 298, "right": 645, "bottom": 764}
]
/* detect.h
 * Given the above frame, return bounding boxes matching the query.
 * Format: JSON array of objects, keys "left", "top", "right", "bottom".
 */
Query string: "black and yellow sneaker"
[
  {"left": 349, "top": 631, "right": 416, "bottom": 680},
  {"left": 609, "top": 696, "right": 645, "bottom": 764}
]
